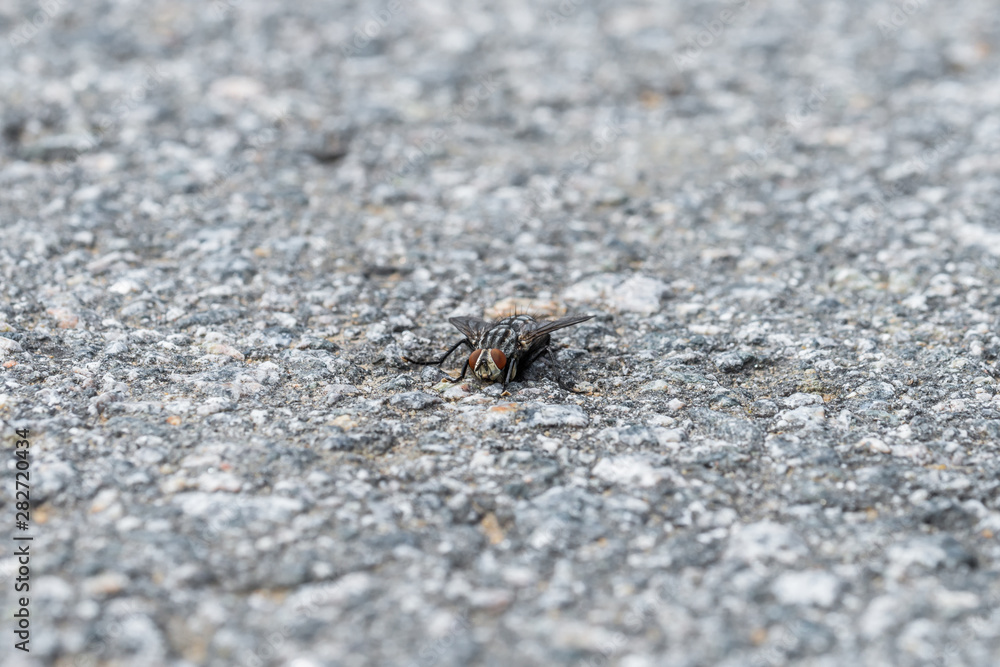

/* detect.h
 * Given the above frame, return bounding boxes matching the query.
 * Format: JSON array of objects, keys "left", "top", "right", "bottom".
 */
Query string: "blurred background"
[{"left": 2, "top": 0, "right": 996, "bottom": 290}]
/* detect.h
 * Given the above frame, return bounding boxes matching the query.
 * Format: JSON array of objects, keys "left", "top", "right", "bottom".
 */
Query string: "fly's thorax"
[
  {"left": 496, "top": 314, "right": 537, "bottom": 331},
  {"left": 477, "top": 325, "right": 519, "bottom": 354}
]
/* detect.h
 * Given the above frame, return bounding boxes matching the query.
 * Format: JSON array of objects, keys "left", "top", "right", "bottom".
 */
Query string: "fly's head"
[{"left": 468, "top": 348, "right": 517, "bottom": 382}]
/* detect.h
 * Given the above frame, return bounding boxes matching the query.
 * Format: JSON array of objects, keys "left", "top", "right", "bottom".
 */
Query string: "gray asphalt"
[{"left": 1, "top": 0, "right": 999, "bottom": 665}]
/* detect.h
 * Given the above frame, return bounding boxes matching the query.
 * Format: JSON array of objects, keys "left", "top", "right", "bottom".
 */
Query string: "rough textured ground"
[{"left": 1, "top": 0, "right": 1000, "bottom": 665}]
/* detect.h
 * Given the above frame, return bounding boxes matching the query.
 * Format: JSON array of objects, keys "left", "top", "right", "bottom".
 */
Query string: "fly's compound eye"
[
  {"left": 489, "top": 349, "right": 506, "bottom": 369},
  {"left": 468, "top": 349, "right": 483, "bottom": 369}
]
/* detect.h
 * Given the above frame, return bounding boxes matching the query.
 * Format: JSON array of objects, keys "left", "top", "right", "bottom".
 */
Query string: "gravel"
[{"left": 2, "top": 0, "right": 1000, "bottom": 665}]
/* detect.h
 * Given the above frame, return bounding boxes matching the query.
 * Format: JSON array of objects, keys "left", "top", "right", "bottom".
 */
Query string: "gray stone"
[
  {"left": 389, "top": 391, "right": 442, "bottom": 410},
  {"left": 714, "top": 350, "right": 756, "bottom": 373},
  {"left": 522, "top": 403, "right": 589, "bottom": 428}
]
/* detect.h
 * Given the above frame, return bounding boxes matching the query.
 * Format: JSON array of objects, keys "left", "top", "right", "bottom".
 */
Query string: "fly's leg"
[
  {"left": 402, "top": 338, "right": 470, "bottom": 366},
  {"left": 402, "top": 339, "right": 471, "bottom": 382},
  {"left": 501, "top": 356, "right": 518, "bottom": 389},
  {"left": 538, "top": 347, "right": 584, "bottom": 393},
  {"left": 541, "top": 347, "right": 563, "bottom": 388},
  {"left": 450, "top": 358, "right": 472, "bottom": 383},
  {"left": 520, "top": 344, "right": 567, "bottom": 389}
]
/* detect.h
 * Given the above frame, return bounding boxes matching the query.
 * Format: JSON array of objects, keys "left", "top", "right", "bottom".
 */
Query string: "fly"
[{"left": 402, "top": 313, "right": 594, "bottom": 389}]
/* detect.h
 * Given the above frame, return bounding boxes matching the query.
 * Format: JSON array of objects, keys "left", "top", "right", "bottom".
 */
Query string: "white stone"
[
  {"left": 771, "top": 570, "right": 841, "bottom": 607},
  {"left": 780, "top": 392, "right": 823, "bottom": 408},
  {"left": 563, "top": 273, "right": 668, "bottom": 314},
  {"left": 857, "top": 436, "right": 891, "bottom": 453},
  {"left": 592, "top": 456, "right": 682, "bottom": 488},
  {"left": 725, "top": 521, "right": 808, "bottom": 564}
]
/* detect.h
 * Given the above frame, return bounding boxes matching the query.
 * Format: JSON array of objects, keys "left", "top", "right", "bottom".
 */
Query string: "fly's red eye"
[
  {"left": 490, "top": 349, "right": 506, "bottom": 369},
  {"left": 468, "top": 349, "right": 483, "bottom": 369}
]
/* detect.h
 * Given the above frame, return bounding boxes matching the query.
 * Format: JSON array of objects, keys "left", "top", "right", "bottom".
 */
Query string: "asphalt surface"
[{"left": 1, "top": 0, "right": 1000, "bottom": 665}]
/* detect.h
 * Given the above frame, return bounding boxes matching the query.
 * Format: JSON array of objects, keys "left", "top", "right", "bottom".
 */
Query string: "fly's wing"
[
  {"left": 448, "top": 316, "right": 489, "bottom": 341},
  {"left": 517, "top": 314, "right": 594, "bottom": 348}
]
